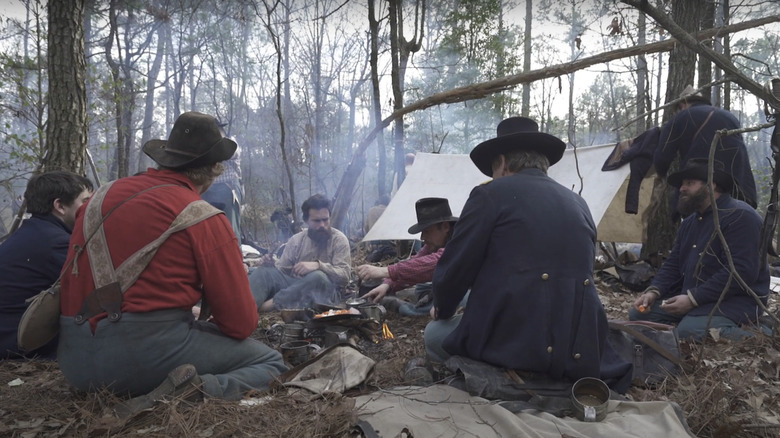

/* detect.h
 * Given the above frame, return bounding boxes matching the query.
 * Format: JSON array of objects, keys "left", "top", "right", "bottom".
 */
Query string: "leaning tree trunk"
[{"left": 45, "top": 0, "right": 87, "bottom": 174}]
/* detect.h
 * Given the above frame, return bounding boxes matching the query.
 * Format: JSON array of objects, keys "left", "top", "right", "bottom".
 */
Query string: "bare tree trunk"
[
  {"left": 521, "top": 0, "right": 532, "bottom": 117},
  {"left": 105, "top": 0, "right": 139, "bottom": 179},
  {"left": 388, "top": 0, "right": 424, "bottom": 190},
  {"left": 641, "top": 0, "right": 702, "bottom": 261},
  {"left": 46, "top": 0, "right": 87, "bottom": 174},
  {"left": 139, "top": 12, "right": 167, "bottom": 173},
  {"left": 712, "top": 0, "right": 725, "bottom": 107},
  {"left": 368, "top": 0, "right": 387, "bottom": 198},
  {"left": 282, "top": 0, "right": 293, "bottom": 212},
  {"left": 636, "top": 10, "right": 649, "bottom": 132},
  {"left": 566, "top": 0, "right": 580, "bottom": 144},
  {"left": 388, "top": 0, "right": 403, "bottom": 190},
  {"left": 722, "top": 0, "right": 731, "bottom": 110},
  {"left": 262, "top": 0, "right": 298, "bottom": 226},
  {"left": 605, "top": 63, "right": 620, "bottom": 141},
  {"left": 697, "top": 0, "right": 715, "bottom": 98},
  {"left": 312, "top": 2, "right": 325, "bottom": 194}
]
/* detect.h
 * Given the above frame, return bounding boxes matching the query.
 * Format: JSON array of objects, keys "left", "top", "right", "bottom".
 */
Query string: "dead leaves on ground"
[{"left": 2, "top": 279, "right": 780, "bottom": 437}]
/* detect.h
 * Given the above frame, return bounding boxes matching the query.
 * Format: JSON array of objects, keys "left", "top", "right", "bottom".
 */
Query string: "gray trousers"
[
  {"left": 249, "top": 266, "right": 339, "bottom": 310},
  {"left": 58, "top": 309, "right": 288, "bottom": 399},
  {"left": 423, "top": 313, "right": 463, "bottom": 364}
]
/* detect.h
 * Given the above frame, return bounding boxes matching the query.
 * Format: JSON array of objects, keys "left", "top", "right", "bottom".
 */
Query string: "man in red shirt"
[
  {"left": 356, "top": 197, "right": 460, "bottom": 315},
  {"left": 58, "top": 112, "right": 287, "bottom": 417}
]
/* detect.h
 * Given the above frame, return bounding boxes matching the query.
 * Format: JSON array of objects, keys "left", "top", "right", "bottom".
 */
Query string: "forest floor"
[{"left": 1, "top": 253, "right": 780, "bottom": 437}]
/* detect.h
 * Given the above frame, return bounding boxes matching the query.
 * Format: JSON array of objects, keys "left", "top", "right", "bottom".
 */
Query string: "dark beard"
[
  {"left": 307, "top": 227, "right": 331, "bottom": 247},
  {"left": 677, "top": 186, "right": 709, "bottom": 217}
]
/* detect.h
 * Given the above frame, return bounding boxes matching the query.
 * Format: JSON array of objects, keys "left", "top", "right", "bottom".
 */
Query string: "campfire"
[{"left": 269, "top": 302, "right": 392, "bottom": 365}]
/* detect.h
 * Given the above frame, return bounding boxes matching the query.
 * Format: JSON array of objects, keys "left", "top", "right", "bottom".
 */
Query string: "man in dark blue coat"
[
  {"left": 631, "top": 158, "right": 769, "bottom": 340},
  {"left": 655, "top": 86, "right": 757, "bottom": 209},
  {"left": 0, "top": 171, "right": 93, "bottom": 360},
  {"left": 424, "top": 117, "right": 632, "bottom": 392}
]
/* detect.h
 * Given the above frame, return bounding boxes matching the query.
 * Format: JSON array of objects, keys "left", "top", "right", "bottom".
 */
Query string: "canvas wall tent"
[{"left": 362, "top": 146, "right": 653, "bottom": 244}]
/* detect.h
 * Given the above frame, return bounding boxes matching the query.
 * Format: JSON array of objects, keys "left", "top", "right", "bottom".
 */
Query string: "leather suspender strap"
[
  {"left": 74, "top": 184, "right": 221, "bottom": 325},
  {"left": 83, "top": 183, "right": 179, "bottom": 288},
  {"left": 112, "top": 200, "right": 222, "bottom": 288},
  {"left": 692, "top": 109, "right": 716, "bottom": 142}
]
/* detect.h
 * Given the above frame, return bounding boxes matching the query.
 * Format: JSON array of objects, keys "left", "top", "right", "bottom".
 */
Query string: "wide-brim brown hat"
[
  {"left": 143, "top": 111, "right": 237, "bottom": 169},
  {"left": 408, "top": 197, "right": 459, "bottom": 234},
  {"left": 667, "top": 158, "right": 733, "bottom": 192},
  {"left": 469, "top": 117, "right": 566, "bottom": 177}
]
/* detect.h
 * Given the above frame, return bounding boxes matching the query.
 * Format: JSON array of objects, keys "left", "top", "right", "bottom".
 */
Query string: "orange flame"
[{"left": 382, "top": 322, "right": 394, "bottom": 339}]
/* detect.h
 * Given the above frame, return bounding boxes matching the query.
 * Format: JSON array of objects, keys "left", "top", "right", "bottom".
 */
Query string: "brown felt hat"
[
  {"left": 470, "top": 117, "right": 566, "bottom": 177},
  {"left": 678, "top": 85, "right": 711, "bottom": 106},
  {"left": 143, "top": 112, "right": 237, "bottom": 169},
  {"left": 408, "top": 198, "right": 458, "bottom": 234}
]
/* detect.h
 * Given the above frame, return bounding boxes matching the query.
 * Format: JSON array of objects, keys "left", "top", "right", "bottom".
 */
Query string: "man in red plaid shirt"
[{"left": 356, "top": 197, "right": 460, "bottom": 315}]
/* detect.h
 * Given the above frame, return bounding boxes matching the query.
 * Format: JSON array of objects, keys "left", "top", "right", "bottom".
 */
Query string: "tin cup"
[
  {"left": 358, "top": 303, "right": 387, "bottom": 322},
  {"left": 280, "top": 340, "right": 321, "bottom": 366},
  {"left": 571, "top": 377, "right": 610, "bottom": 422},
  {"left": 323, "top": 326, "right": 349, "bottom": 348},
  {"left": 280, "top": 323, "right": 304, "bottom": 345}
]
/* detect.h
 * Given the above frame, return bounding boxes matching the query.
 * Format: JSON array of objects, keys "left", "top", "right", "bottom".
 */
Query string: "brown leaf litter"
[{"left": 1, "top": 279, "right": 780, "bottom": 437}]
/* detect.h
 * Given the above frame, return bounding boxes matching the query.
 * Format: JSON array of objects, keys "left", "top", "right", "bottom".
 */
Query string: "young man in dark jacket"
[{"left": 0, "top": 171, "right": 93, "bottom": 360}]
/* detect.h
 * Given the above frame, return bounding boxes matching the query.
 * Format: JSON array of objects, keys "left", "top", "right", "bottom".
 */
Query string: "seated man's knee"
[
  {"left": 676, "top": 316, "right": 709, "bottom": 341},
  {"left": 249, "top": 266, "right": 276, "bottom": 283},
  {"left": 302, "top": 270, "right": 330, "bottom": 287},
  {"left": 423, "top": 315, "right": 461, "bottom": 364},
  {"left": 249, "top": 266, "right": 281, "bottom": 305}
]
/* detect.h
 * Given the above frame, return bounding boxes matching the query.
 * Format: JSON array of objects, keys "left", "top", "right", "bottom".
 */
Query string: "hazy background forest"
[{"left": 0, "top": 0, "right": 778, "bottom": 246}]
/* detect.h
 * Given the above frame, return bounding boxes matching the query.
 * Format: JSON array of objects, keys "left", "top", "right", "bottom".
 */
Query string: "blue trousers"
[
  {"left": 58, "top": 309, "right": 287, "bottom": 399},
  {"left": 627, "top": 301, "right": 766, "bottom": 341},
  {"left": 398, "top": 284, "right": 470, "bottom": 317}
]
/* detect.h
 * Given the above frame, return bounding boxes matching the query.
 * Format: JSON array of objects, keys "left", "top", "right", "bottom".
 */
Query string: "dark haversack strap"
[{"left": 608, "top": 321, "right": 690, "bottom": 373}]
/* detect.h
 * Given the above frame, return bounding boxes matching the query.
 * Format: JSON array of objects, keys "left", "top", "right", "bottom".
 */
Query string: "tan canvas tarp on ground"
[
  {"left": 363, "top": 147, "right": 652, "bottom": 244},
  {"left": 355, "top": 385, "right": 696, "bottom": 438}
]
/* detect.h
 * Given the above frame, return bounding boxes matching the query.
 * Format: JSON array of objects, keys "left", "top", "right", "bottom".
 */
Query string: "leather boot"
[{"left": 115, "top": 363, "right": 203, "bottom": 419}]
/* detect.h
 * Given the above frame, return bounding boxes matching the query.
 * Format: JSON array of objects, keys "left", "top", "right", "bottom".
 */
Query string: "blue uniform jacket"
[
  {"left": 0, "top": 214, "right": 70, "bottom": 359},
  {"left": 654, "top": 102, "right": 757, "bottom": 207},
  {"left": 432, "top": 169, "right": 631, "bottom": 389},
  {"left": 651, "top": 195, "right": 769, "bottom": 325}
]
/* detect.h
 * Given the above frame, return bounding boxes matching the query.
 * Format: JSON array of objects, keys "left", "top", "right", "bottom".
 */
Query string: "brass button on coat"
[
  {"left": 547, "top": 346, "right": 553, "bottom": 353},
  {"left": 583, "top": 279, "right": 590, "bottom": 286},
  {"left": 574, "top": 353, "right": 581, "bottom": 359},
  {"left": 541, "top": 273, "right": 549, "bottom": 280}
]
